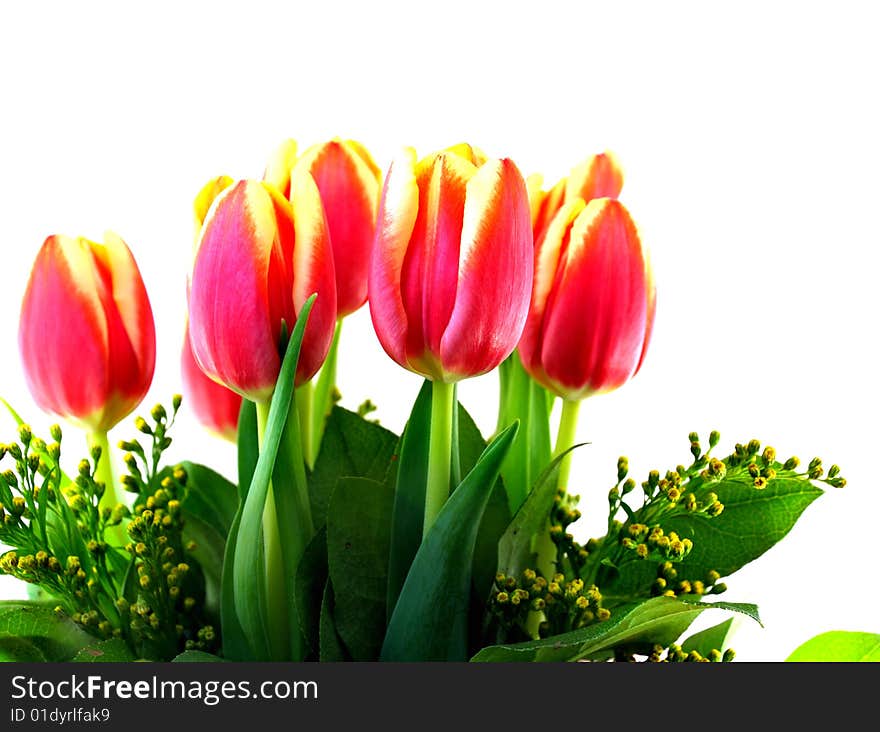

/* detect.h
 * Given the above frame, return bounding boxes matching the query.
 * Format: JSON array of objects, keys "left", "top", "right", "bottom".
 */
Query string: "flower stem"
[
  {"left": 553, "top": 398, "right": 582, "bottom": 492},
  {"left": 423, "top": 379, "right": 456, "bottom": 537},
  {"left": 295, "top": 382, "right": 314, "bottom": 470},
  {"left": 88, "top": 429, "right": 123, "bottom": 545},
  {"left": 255, "top": 400, "right": 289, "bottom": 660},
  {"left": 310, "top": 318, "right": 342, "bottom": 465}
]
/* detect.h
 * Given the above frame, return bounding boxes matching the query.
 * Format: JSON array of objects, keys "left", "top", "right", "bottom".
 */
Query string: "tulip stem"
[
  {"left": 423, "top": 379, "right": 456, "bottom": 537},
  {"left": 88, "top": 430, "right": 124, "bottom": 546},
  {"left": 310, "top": 318, "right": 342, "bottom": 466},
  {"left": 553, "top": 398, "right": 582, "bottom": 492},
  {"left": 295, "top": 382, "right": 314, "bottom": 470},
  {"left": 255, "top": 401, "right": 289, "bottom": 661}
]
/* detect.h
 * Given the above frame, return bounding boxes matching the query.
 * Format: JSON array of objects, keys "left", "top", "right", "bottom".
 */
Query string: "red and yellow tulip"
[
  {"left": 187, "top": 176, "right": 337, "bottom": 403},
  {"left": 18, "top": 232, "right": 156, "bottom": 433},
  {"left": 368, "top": 144, "right": 534, "bottom": 383},
  {"left": 293, "top": 139, "right": 382, "bottom": 317},
  {"left": 518, "top": 196, "right": 655, "bottom": 401}
]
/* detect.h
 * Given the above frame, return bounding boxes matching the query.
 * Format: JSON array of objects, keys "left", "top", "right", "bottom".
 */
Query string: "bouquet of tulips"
[{"left": 0, "top": 140, "right": 849, "bottom": 663}]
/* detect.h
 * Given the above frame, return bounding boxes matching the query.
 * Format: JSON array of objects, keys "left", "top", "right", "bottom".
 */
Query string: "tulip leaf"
[
  {"left": 606, "top": 475, "right": 824, "bottom": 596},
  {"left": 232, "top": 294, "right": 315, "bottom": 662},
  {"left": 385, "top": 378, "right": 432, "bottom": 619},
  {"left": 310, "top": 318, "right": 342, "bottom": 465},
  {"left": 236, "top": 399, "right": 259, "bottom": 502},
  {"left": 319, "top": 579, "right": 350, "bottom": 661},
  {"left": 496, "top": 354, "right": 552, "bottom": 515},
  {"left": 326, "top": 477, "right": 394, "bottom": 661},
  {"left": 786, "top": 631, "right": 880, "bottom": 662},
  {"left": 470, "top": 597, "right": 759, "bottom": 662},
  {"left": 309, "top": 405, "right": 399, "bottom": 530},
  {"left": 294, "top": 526, "right": 329, "bottom": 659},
  {"left": 380, "top": 421, "right": 519, "bottom": 661},
  {"left": 496, "top": 445, "right": 581, "bottom": 579},
  {"left": 0, "top": 602, "right": 97, "bottom": 662}
]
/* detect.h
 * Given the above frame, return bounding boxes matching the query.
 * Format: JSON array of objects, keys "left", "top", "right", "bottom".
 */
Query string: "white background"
[{"left": 1, "top": 1, "right": 877, "bottom": 662}]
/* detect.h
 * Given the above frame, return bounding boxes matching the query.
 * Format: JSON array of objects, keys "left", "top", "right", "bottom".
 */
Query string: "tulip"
[
  {"left": 19, "top": 232, "right": 156, "bottom": 433},
  {"left": 530, "top": 151, "right": 623, "bottom": 247},
  {"left": 519, "top": 196, "right": 655, "bottom": 488},
  {"left": 369, "top": 144, "right": 533, "bottom": 533},
  {"left": 187, "top": 175, "right": 337, "bottom": 403},
  {"left": 188, "top": 173, "right": 334, "bottom": 662},
  {"left": 18, "top": 231, "right": 156, "bottom": 522}
]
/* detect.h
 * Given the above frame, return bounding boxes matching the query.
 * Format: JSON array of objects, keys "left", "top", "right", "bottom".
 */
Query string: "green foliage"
[
  {"left": 0, "top": 602, "right": 95, "bottom": 661},
  {"left": 786, "top": 631, "right": 880, "bottom": 662}
]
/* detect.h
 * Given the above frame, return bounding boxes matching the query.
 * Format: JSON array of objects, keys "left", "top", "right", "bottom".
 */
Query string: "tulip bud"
[
  {"left": 18, "top": 232, "right": 156, "bottom": 432},
  {"left": 187, "top": 177, "right": 336, "bottom": 402},
  {"left": 531, "top": 151, "right": 623, "bottom": 246},
  {"left": 293, "top": 138, "right": 382, "bottom": 317},
  {"left": 180, "top": 322, "right": 242, "bottom": 441},
  {"left": 368, "top": 145, "right": 533, "bottom": 382},
  {"left": 518, "top": 197, "right": 655, "bottom": 401}
]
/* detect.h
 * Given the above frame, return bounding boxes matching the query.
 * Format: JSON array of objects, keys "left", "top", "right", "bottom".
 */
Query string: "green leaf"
[
  {"left": 311, "top": 319, "right": 342, "bottom": 465},
  {"left": 72, "top": 638, "right": 137, "bottom": 662},
  {"left": 179, "top": 461, "right": 238, "bottom": 621},
  {"left": 497, "top": 354, "right": 552, "bottom": 514},
  {"left": 786, "top": 631, "right": 880, "bottom": 662},
  {"left": 318, "top": 580, "right": 350, "bottom": 661},
  {"left": 236, "top": 399, "right": 259, "bottom": 502},
  {"left": 496, "top": 446, "right": 579, "bottom": 579},
  {"left": 609, "top": 475, "right": 825, "bottom": 595},
  {"left": 172, "top": 650, "right": 227, "bottom": 662},
  {"left": 681, "top": 617, "right": 736, "bottom": 656},
  {"left": 219, "top": 505, "right": 251, "bottom": 661},
  {"left": 309, "top": 405, "right": 399, "bottom": 529},
  {"left": 386, "top": 379, "right": 431, "bottom": 619},
  {"left": 471, "top": 597, "right": 759, "bottom": 662},
  {"left": 294, "top": 526, "right": 329, "bottom": 658},
  {"left": 326, "top": 477, "right": 394, "bottom": 661},
  {"left": 381, "top": 421, "right": 519, "bottom": 661},
  {"left": 0, "top": 602, "right": 96, "bottom": 662},
  {"left": 233, "top": 294, "right": 315, "bottom": 661}
]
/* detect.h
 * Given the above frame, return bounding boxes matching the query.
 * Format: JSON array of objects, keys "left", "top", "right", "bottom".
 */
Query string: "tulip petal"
[
  {"left": 288, "top": 170, "right": 337, "bottom": 385},
  {"left": 369, "top": 149, "right": 419, "bottom": 371},
  {"left": 297, "top": 140, "right": 380, "bottom": 316},
  {"left": 400, "top": 152, "right": 475, "bottom": 377},
  {"left": 194, "top": 175, "right": 235, "bottom": 237},
  {"left": 539, "top": 199, "right": 649, "bottom": 399},
  {"left": 188, "top": 180, "right": 289, "bottom": 401},
  {"left": 532, "top": 177, "right": 566, "bottom": 247},
  {"left": 565, "top": 151, "right": 624, "bottom": 204},
  {"left": 440, "top": 158, "right": 533, "bottom": 379},
  {"left": 181, "top": 321, "right": 241, "bottom": 441},
  {"left": 263, "top": 138, "right": 298, "bottom": 198}
]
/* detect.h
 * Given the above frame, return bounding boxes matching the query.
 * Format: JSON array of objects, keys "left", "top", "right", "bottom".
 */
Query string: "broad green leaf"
[
  {"left": 0, "top": 634, "right": 48, "bottom": 661},
  {"left": 786, "top": 631, "right": 880, "bottom": 662},
  {"left": 609, "top": 475, "right": 824, "bottom": 595},
  {"left": 471, "top": 597, "right": 759, "bottom": 662},
  {"left": 385, "top": 379, "right": 431, "bottom": 618},
  {"left": 381, "top": 422, "right": 519, "bottom": 661},
  {"left": 294, "top": 526, "right": 329, "bottom": 658},
  {"left": 327, "top": 477, "right": 394, "bottom": 661},
  {"left": 233, "top": 295, "right": 315, "bottom": 661},
  {"left": 0, "top": 602, "right": 96, "bottom": 662},
  {"left": 681, "top": 617, "right": 736, "bottom": 656},
  {"left": 237, "top": 399, "right": 259, "bottom": 502},
  {"left": 72, "top": 638, "right": 137, "bottom": 662},
  {"left": 497, "top": 354, "right": 552, "bottom": 514},
  {"left": 496, "top": 446, "right": 580, "bottom": 579},
  {"left": 309, "top": 405, "right": 399, "bottom": 529},
  {"left": 318, "top": 580, "right": 350, "bottom": 661},
  {"left": 172, "top": 650, "right": 227, "bottom": 662},
  {"left": 179, "top": 461, "right": 238, "bottom": 621}
]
